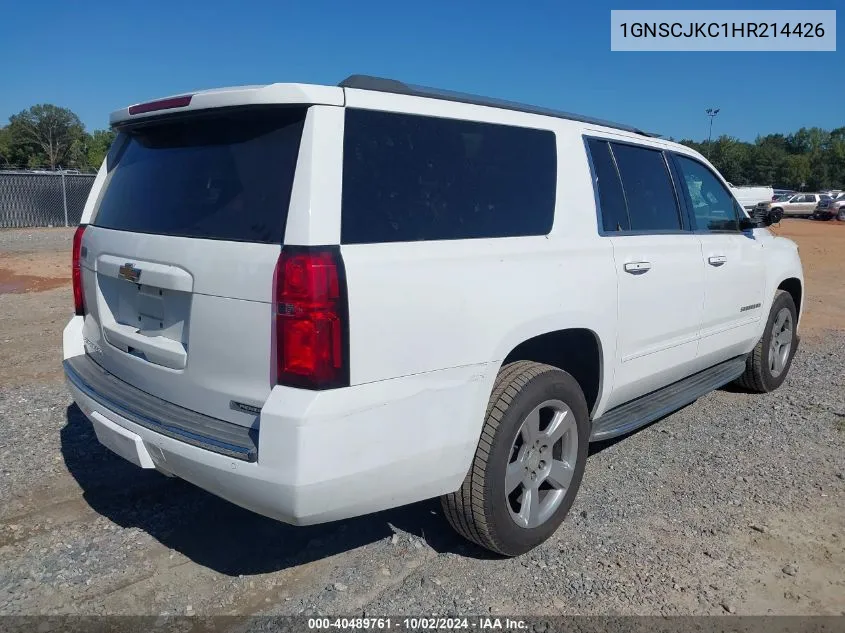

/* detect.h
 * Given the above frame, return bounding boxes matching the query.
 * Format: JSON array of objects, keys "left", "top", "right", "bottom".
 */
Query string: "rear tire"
[
  {"left": 441, "top": 361, "right": 589, "bottom": 556},
  {"left": 734, "top": 291, "right": 798, "bottom": 393}
]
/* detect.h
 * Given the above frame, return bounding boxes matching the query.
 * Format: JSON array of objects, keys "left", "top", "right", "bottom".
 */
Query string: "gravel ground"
[
  {"left": 0, "top": 227, "right": 74, "bottom": 254},
  {"left": 0, "top": 335, "right": 842, "bottom": 616}
]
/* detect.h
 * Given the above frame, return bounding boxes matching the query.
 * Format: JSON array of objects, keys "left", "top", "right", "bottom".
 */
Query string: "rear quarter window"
[
  {"left": 610, "top": 143, "right": 682, "bottom": 232},
  {"left": 93, "top": 107, "right": 306, "bottom": 243},
  {"left": 341, "top": 109, "right": 557, "bottom": 244},
  {"left": 586, "top": 138, "right": 630, "bottom": 232}
]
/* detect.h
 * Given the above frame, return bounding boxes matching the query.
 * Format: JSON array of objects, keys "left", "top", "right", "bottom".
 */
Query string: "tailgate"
[{"left": 78, "top": 106, "right": 307, "bottom": 427}]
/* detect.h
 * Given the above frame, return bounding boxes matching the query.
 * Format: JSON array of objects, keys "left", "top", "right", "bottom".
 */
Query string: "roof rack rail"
[{"left": 338, "top": 75, "right": 658, "bottom": 137}]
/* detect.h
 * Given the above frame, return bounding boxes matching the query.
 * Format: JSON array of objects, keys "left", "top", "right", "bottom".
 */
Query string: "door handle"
[
  {"left": 623, "top": 261, "right": 652, "bottom": 275},
  {"left": 708, "top": 255, "right": 727, "bottom": 267}
]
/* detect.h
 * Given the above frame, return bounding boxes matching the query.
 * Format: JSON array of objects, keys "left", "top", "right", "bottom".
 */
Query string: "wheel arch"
[
  {"left": 777, "top": 277, "right": 803, "bottom": 322},
  {"left": 498, "top": 327, "right": 606, "bottom": 419}
]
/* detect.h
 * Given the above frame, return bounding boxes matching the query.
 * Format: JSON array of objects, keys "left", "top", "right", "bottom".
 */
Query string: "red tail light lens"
[
  {"left": 72, "top": 225, "right": 87, "bottom": 316},
  {"left": 274, "top": 247, "right": 349, "bottom": 389},
  {"left": 128, "top": 95, "right": 193, "bottom": 115}
]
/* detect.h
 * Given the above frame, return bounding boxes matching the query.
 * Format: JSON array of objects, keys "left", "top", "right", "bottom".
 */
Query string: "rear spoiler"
[{"left": 110, "top": 83, "right": 344, "bottom": 127}]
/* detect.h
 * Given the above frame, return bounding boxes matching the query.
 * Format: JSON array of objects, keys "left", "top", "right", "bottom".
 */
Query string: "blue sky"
[{"left": 0, "top": 0, "right": 841, "bottom": 141}]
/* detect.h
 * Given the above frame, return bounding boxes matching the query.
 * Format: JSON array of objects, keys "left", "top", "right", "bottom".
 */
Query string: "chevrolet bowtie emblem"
[{"left": 118, "top": 262, "right": 141, "bottom": 283}]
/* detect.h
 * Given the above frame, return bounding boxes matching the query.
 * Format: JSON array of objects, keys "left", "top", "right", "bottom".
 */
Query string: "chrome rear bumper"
[{"left": 64, "top": 355, "right": 258, "bottom": 462}]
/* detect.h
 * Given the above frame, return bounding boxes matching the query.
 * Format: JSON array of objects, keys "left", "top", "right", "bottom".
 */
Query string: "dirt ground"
[
  {"left": 769, "top": 220, "right": 845, "bottom": 337},
  {"left": 0, "top": 250, "right": 70, "bottom": 386},
  {"left": 0, "top": 221, "right": 842, "bottom": 617}
]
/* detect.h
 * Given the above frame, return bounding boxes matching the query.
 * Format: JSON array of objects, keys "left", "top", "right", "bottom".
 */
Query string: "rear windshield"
[{"left": 94, "top": 108, "right": 306, "bottom": 243}]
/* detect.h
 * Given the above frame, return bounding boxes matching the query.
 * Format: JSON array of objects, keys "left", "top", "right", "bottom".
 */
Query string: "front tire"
[
  {"left": 441, "top": 361, "right": 589, "bottom": 556},
  {"left": 734, "top": 291, "right": 798, "bottom": 393}
]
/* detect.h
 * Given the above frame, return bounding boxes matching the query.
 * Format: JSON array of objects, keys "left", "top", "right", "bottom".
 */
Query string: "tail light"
[
  {"left": 72, "top": 225, "right": 87, "bottom": 316},
  {"left": 128, "top": 95, "right": 193, "bottom": 115},
  {"left": 273, "top": 247, "right": 349, "bottom": 389}
]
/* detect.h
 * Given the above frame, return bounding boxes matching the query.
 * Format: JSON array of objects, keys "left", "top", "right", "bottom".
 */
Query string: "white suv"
[{"left": 63, "top": 76, "right": 804, "bottom": 556}]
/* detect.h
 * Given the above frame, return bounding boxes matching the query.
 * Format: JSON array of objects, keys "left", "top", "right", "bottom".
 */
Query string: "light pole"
[{"left": 706, "top": 108, "right": 720, "bottom": 159}]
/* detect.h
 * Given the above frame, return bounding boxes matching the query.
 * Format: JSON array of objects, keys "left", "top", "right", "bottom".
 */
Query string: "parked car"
[
  {"left": 813, "top": 192, "right": 845, "bottom": 220},
  {"left": 756, "top": 192, "right": 832, "bottom": 219},
  {"left": 772, "top": 189, "right": 795, "bottom": 200},
  {"left": 63, "top": 75, "right": 805, "bottom": 556}
]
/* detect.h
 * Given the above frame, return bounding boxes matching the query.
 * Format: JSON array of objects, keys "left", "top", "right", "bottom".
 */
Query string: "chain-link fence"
[{"left": 0, "top": 171, "right": 97, "bottom": 228}]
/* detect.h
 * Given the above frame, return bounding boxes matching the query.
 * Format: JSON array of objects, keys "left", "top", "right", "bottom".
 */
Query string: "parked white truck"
[
  {"left": 729, "top": 184, "right": 775, "bottom": 211},
  {"left": 63, "top": 76, "right": 804, "bottom": 556}
]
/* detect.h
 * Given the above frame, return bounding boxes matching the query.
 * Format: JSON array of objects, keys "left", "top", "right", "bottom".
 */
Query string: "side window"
[
  {"left": 586, "top": 139, "right": 629, "bottom": 232},
  {"left": 674, "top": 155, "right": 740, "bottom": 232},
  {"left": 341, "top": 109, "right": 557, "bottom": 244},
  {"left": 610, "top": 143, "right": 682, "bottom": 231}
]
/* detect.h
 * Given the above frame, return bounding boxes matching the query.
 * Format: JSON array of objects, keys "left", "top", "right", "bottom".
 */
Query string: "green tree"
[
  {"left": 0, "top": 126, "right": 10, "bottom": 167},
  {"left": 827, "top": 135, "right": 845, "bottom": 187},
  {"left": 0, "top": 124, "right": 34, "bottom": 168},
  {"left": 6, "top": 104, "right": 85, "bottom": 169},
  {"left": 86, "top": 129, "right": 117, "bottom": 169},
  {"left": 709, "top": 136, "right": 749, "bottom": 184},
  {"left": 785, "top": 154, "right": 811, "bottom": 190}
]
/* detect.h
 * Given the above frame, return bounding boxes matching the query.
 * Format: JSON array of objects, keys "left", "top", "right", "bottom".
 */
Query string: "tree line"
[
  {"left": 0, "top": 105, "right": 115, "bottom": 172},
  {"left": 677, "top": 127, "right": 845, "bottom": 191},
  {"left": 1, "top": 103, "right": 843, "bottom": 190}
]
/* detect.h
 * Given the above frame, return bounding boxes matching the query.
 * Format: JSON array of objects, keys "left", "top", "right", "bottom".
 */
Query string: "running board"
[{"left": 590, "top": 355, "right": 747, "bottom": 442}]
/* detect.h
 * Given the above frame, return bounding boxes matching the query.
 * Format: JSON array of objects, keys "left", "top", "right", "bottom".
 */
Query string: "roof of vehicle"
[
  {"left": 112, "top": 75, "right": 662, "bottom": 140},
  {"left": 339, "top": 75, "right": 660, "bottom": 138}
]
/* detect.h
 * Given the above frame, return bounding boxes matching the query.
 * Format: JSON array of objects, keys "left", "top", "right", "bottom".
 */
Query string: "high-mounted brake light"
[
  {"left": 273, "top": 247, "right": 349, "bottom": 390},
  {"left": 72, "top": 225, "right": 87, "bottom": 316},
  {"left": 128, "top": 95, "right": 193, "bottom": 115}
]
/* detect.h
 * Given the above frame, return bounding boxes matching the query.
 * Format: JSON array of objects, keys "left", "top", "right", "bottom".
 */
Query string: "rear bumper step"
[{"left": 63, "top": 355, "right": 258, "bottom": 461}]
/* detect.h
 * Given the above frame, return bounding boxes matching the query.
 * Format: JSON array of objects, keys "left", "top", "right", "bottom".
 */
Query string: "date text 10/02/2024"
[{"left": 307, "top": 617, "right": 529, "bottom": 630}]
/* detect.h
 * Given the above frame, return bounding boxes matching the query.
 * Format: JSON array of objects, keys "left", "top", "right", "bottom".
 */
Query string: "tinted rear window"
[
  {"left": 341, "top": 109, "right": 557, "bottom": 244},
  {"left": 94, "top": 108, "right": 306, "bottom": 243}
]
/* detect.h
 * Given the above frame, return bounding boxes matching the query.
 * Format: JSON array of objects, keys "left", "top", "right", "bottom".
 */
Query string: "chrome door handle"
[
  {"left": 708, "top": 255, "right": 727, "bottom": 267},
  {"left": 623, "top": 261, "right": 652, "bottom": 275}
]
